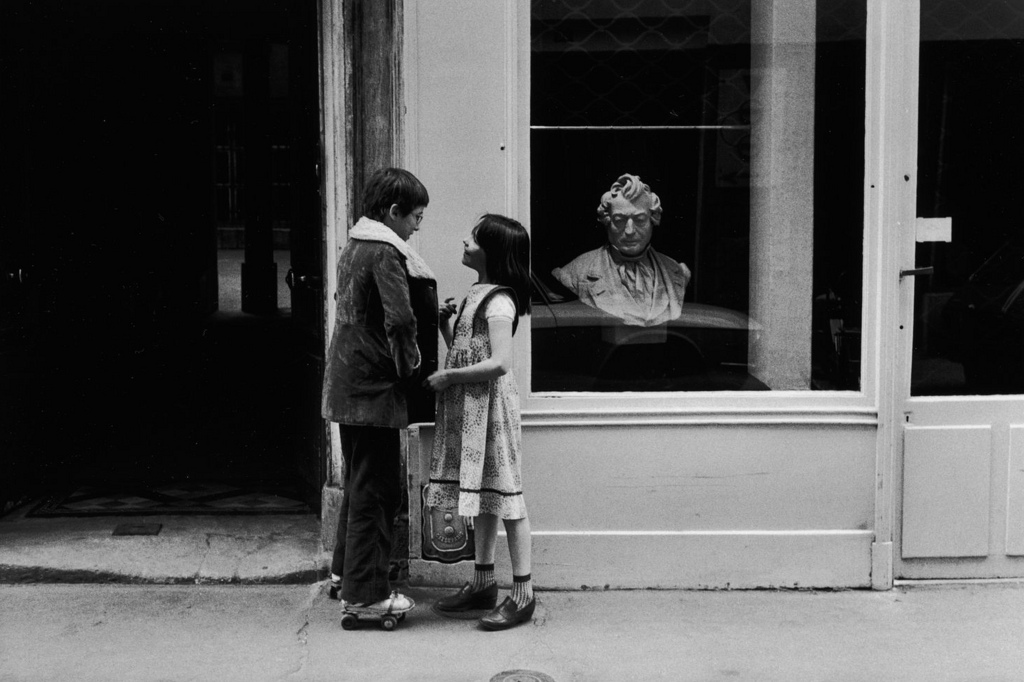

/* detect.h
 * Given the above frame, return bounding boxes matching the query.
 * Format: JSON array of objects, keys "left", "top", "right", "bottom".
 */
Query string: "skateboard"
[{"left": 340, "top": 593, "right": 415, "bottom": 631}]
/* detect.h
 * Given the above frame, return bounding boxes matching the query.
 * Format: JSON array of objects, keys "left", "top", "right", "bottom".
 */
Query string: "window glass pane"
[
  {"left": 531, "top": 0, "right": 865, "bottom": 392},
  {"left": 911, "top": 1, "right": 1024, "bottom": 396}
]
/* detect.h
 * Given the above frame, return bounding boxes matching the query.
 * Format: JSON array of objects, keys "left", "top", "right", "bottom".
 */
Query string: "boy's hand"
[{"left": 439, "top": 297, "right": 458, "bottom": 321}]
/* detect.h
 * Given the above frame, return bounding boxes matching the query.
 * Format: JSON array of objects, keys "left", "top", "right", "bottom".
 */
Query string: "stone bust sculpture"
[{"left": 552, "top": 173, "right": 691, "bottom": 327}]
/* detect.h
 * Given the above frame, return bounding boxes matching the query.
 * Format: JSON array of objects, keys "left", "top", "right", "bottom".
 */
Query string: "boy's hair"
[
  {"left": 362, "top": 168, "right": 430, "bottom": 222},
  {"left": 473, "top": 214, "right": 532, "bottom": 317}
]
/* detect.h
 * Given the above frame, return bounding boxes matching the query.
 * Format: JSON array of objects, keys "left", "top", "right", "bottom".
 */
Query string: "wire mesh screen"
[
  {"left": 921, "top": 0, "right": 1024, "bottom": 41},
  {"left": 532, "top": 0, "right": 750, "bottom": 127}
]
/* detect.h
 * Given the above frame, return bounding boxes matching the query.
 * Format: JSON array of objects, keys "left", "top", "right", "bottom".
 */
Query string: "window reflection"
[{"left": 532, "top": 271, "right": 765, "bottom": 392}]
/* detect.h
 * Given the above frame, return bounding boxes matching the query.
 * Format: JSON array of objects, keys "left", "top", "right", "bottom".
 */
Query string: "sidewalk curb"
[{"left": 0, "top": 564, "right": 328, "bottom": 586}]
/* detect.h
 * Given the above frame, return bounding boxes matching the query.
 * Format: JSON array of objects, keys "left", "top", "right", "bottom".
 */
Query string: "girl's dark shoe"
[
  {"left": 435, "top": 582, "right": 499, "bottom": 612},
  {"left": 479, "top": 596, "right": 536, "bottom": 630}
]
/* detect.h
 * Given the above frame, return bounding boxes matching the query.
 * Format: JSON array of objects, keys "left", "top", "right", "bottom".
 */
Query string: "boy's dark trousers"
[{"left": 331, "top": 425, "right": 402, "bottom": 605}]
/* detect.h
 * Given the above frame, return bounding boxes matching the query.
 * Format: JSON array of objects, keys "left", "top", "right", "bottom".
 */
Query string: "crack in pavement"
[
  {"left": 283, "top": 582, "right": 320, "bottom": 680},
  {"left": 192, "top": 533, "right": 215, "bottom": 584}
]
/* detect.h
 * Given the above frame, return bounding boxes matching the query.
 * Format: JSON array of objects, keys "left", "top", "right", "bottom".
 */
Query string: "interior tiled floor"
[{"left": 28, "top": 480, "right": 311, "bottom": 517}]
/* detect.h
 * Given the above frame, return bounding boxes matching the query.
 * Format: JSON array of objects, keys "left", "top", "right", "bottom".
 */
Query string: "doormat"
[{"left": 27, "top": 481, "right": 312, "bottom": 517}]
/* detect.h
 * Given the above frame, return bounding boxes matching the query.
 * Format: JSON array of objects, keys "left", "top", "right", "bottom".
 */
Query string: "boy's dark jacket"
[{"left": 321, "top": 218, "right": 437, "bottom": 429}]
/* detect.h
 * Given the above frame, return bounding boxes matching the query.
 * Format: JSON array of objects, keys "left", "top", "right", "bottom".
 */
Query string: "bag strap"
[{"left": 475, "top": 286, "right": 519, "bottom": 336}]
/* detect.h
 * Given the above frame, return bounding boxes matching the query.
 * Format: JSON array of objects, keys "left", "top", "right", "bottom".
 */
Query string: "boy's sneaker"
[
  {"left": 365, "top": 591, "right": 414, "bottom": 613},
  {"left": 344, "top": 590, "right": 415, "bottom": 614}
]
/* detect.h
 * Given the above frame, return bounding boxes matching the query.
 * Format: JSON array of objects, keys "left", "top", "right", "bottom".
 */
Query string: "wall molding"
[{"left": 521, "top": 406, "right": 878, "bottom": 428}]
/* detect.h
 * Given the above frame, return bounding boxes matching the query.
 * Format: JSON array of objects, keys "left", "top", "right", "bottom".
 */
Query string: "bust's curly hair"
[{"left": 596, "top": 173, "right": 662, "bottom": 227}]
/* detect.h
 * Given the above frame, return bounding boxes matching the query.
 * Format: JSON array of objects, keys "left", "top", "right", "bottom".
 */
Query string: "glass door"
[{"left": 897, "top": 0, "right": 1024, "bottom": 579}]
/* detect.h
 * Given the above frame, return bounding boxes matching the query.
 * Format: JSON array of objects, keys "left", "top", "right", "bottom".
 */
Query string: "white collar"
[{"left": 349, "top": 216, "right": 435, "bottom": 280}]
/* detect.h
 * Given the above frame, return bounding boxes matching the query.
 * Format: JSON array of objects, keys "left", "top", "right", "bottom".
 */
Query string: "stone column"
[
  {"left": 320, "top": 0, "right": 404, "bottom": 551},
  {"left": 748, "top": 0, "right": 817, "bottom": 389}
]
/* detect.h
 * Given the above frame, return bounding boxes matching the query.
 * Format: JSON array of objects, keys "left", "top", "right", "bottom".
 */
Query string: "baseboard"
[{"left": 410, "top": 530, "right": 873, "bottom": 590}]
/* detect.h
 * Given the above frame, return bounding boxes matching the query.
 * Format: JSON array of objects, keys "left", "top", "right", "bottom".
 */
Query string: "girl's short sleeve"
[{"left": 483, "top": 291, "right": 516, "bottom": 322}]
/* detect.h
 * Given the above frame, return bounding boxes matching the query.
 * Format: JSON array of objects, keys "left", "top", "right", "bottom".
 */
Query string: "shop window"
[{"left": 530, "top": 0, "right": 865, "bottom": 392}]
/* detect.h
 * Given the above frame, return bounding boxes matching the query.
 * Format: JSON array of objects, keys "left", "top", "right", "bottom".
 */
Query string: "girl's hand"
[
  {"left": 438, "top": 297, "right": 458, "bottom": 321},
  {"left": 425, "top": 369, "right": 451, "bottom": 393}
]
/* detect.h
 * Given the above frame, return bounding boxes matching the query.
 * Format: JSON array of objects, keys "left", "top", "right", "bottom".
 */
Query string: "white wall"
[
  {"left": 404, "top": 0, "right": 520, "bottom": 304},
  {"left": 409, "top": 422, "right": 875, "bottom": 589}
]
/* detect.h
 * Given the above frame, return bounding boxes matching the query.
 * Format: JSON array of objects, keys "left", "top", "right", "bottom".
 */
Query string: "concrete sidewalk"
[
  {"left": 0, "top": 505, "right": 327, "bottom": 585},
  {"left": 2, "top": 581, "right": 1024, "bottom": 681},
  {"left": 2, "top": 507, "right": 1024, "bottom": 681}
]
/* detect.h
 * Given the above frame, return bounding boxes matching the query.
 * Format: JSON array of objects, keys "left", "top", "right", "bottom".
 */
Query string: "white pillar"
[
  {"left": 748, "top": 0, "right": 817, "bottom": 390},
  {"left": 320, "top": 0, "right": 349, "bottom": 549}
]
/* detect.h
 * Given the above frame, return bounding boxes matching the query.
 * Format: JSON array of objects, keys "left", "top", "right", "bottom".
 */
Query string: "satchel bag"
[{"left": 421, "top": 486, "right": 475, "bottom": 564}]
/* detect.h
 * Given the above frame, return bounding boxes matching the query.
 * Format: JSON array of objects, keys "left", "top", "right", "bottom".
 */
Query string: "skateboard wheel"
[
  {"left": 341, "top": 614, "right": 358, "bottom": 630},
  {"left": 381, "top": 615, "right": 398, "bottom": 631}
]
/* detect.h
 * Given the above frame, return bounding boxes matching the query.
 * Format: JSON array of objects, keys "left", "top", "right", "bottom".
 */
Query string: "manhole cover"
[
  {"left": 489, "top": 671, "right": 556, "bottom": 682},
  {"left": 112, "top": 523, "right": 162, "bottom": 536}
]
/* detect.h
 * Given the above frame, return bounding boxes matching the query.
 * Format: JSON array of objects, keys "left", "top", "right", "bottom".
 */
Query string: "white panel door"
[
  {"left": 902, "top": 426, "right": 991, "bottom": 559},
  {"left": 896, "top": 0, "right": 1024, "bottom": 579}
]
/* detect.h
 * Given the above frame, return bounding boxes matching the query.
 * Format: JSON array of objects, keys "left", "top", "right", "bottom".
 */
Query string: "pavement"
[
  {"left": 0, "top": 505, "right": 326, "bottom": 585},
  {"left": 2, "top": 507, "right": 1024, "bottom": 681}
]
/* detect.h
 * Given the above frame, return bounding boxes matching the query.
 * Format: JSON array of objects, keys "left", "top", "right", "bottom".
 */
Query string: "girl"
[{"left": 425, "top": 214, "right": 535, "bottom": 631}]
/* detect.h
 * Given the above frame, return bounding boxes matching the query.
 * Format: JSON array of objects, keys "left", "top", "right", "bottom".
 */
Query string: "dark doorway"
[{"left": 0, "top": 0, "right": 324, "bottom": 512}]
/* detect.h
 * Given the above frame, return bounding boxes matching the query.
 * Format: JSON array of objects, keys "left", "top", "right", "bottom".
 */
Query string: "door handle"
[
  {"left": 899, "top": 266, "right": 934, "bottom": 278},
  {"left": 285, "top": 269, "right": 322, "bottom": 291}
]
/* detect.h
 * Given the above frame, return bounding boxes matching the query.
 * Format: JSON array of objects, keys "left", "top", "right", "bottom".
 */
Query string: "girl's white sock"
[
  {"left": 472, "top": 563, "right": 495, "bottom": 592},
  {"left": 511, "top": 573, "right": 533, "bottom": 608}
]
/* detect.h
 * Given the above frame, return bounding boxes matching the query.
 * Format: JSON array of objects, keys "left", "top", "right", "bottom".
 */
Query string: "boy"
[{"left": 322, "top": 167, "right": 436, "bottom": 614}]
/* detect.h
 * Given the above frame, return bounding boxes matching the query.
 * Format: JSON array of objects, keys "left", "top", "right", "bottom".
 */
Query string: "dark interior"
[{"left": 0, "top": 0, "right": 325, "bottom": 511}]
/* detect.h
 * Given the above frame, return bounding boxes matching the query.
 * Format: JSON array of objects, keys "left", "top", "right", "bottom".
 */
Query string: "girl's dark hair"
[
  {"left": 362, "top": 167, "right": 430, "bottom": 221},
  {"left": 473, "top": 214, "right": 532, "bottom": 316}
]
